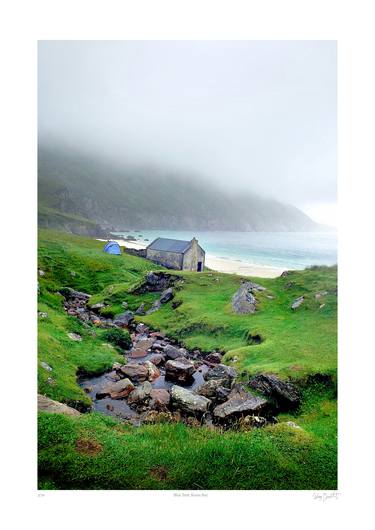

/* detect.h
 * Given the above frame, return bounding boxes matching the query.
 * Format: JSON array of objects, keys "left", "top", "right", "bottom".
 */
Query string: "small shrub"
[{"left": 102, "top": 328, "right": 132, "bottom": 350}]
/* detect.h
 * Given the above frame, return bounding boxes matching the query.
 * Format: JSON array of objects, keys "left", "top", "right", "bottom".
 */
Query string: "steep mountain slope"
[{"left": 38, "top": 144, "right": 317, "bottom": 234}]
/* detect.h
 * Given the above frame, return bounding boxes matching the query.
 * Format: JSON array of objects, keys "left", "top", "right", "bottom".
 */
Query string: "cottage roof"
[{"left": 147, "top": 237, "right": 192, "bottom": 254}]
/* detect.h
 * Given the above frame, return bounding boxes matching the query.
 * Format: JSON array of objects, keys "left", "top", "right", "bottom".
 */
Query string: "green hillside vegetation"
[{"left": 38, "top": 230, "right": 337, "bottom": 489}]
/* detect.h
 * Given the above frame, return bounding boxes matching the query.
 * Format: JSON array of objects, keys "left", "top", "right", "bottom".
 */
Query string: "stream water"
[{"left": 78, "top": 361, "right": 209, "bottom": 424}]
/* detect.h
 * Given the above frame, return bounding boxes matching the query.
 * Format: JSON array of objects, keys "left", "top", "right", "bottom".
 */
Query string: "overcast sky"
[{"left": 38, "top": 40, "right": 337, "bottom": 225}]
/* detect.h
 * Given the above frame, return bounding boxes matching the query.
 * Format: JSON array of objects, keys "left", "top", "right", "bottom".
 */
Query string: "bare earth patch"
[
  {"left": 76, "top": 437, "right": 102, "bottom": 456},
  {"left": 150, "top": 466, "right": 168, "bottom": 480}
]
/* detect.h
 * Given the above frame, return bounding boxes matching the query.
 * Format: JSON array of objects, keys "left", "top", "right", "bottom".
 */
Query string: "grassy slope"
[
  {"left": 38, "top": 230, "right": 160, "bottom": 408},
  {"left": 38, "top": 230, "right": 337, "bottom": 489},
  {"left": 99, "top": 266, "right": 337, "bottom": 380}
]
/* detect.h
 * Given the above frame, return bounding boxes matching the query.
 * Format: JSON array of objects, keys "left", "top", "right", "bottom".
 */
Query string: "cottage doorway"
[{"left": 197, "top": 261, "right": 202, "bottom": 272}]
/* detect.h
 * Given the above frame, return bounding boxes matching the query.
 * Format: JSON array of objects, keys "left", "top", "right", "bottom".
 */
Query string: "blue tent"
[{"left": 103, "top": 241, "right": 121, "bottom": 255}]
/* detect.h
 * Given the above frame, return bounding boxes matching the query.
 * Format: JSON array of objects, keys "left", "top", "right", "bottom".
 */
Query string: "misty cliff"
[{"left": 38, "top": 145, "right": 318, "bottom": 234}]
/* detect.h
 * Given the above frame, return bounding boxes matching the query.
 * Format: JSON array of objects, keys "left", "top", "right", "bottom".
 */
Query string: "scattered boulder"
[
  {"left": 130, "top": 348, "right": 148, "bottom": 359},
  {"left": 128, "top": 381, "right": 153, "bottom": 406},
  {"left": 146, "top": 300, "right": 162, "bottom": 314},
  {"left": 291, "top": 296, "right": 304, "bottom": 310},
  {"left": 148, "top": 353, "right": 165, "bottom": 366},
  {"left": 145, "top": 271, "right": 160, "bottom": 287},
  {"left": 91, "top": 302, "right": 106, "bottom": 310},
  {"left": 205, "top": 352, "right": 222, "bottom": 364},
  {"left": 170, "top": 385, "right": 211, "bottom": 415},
  {"left": 149, "top": 389, "right": 170, "bottom": 411},
  {"left": 136, "top": 338, "right": 155, "bottom": 350},
  {"left": 97, "top": 378, "right": 134, "bottom": 400},
  {"left": 286, "top": 421, "right": 302, "bottom": 429},
  {"left": 38, "top": 311, "right": 48, "bottom": 319},
  {"left": 315, "top": 291, "right": 328, "bottom": 300},
  {"left": 204, "top": 364, "right": 237, "bottom": 387},
  {"left": 232, "top": 283, "right": 257, "bottom": 314},
  {"left": 196, "top": 379, "right": 229, "bottom": 401},
  {"left": 40, "top": 361, "right": 52, "bottom": 372},
  {"left": 60, "top": 287, "right": 90, "bottom": 301},
  {"left": 248, "top": 373, "right": 300, "bottom": 410},
  {"left": 38, "top": 394, "right": 81, "bottom": 416},
  {"left": 67, "top": 332, "right": 82, "bottom": 342},
  {"left": 135, "top": 303, "right": 146, "bottom": 315},
  {"left": 213, "top": 386, "right": 268, "bottom": 421},
  {"left": 246, "top": 281, "right": 266, "bottom": 292},
  {"left": 160, "top": 287, "right": 174, "bottom": 304},
  {"left": 164, "top": 344, "right": 183, "bottom": 360},
  {"left": 105, "top": 370, "right": 122, "bottom": 382},
  {"left": 38, "top": 269, "right": 45, "bottom": 277},
  {"left": 141, "top": 271, "right": 176, "bottom": 292},
  {"left": 136, "top": 323, "right": 149, "bottom": 334},
  {"left": 165, "top": 357, "right": 196, "bottom": 384},
  {"left": 118, "top": 363, "right": 148, "bottom": 383},
  {"left": 215, "top": 386, "right": 232, "bottom": 402},
  {"left": 113, "top": 311, "right": 134, "bottom": 327},
  {"left": 144, "top": 360, "right": 161, "bottom": 381}
]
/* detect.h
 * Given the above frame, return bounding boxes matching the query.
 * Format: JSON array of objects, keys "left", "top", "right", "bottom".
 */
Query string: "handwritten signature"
[{"left": 313, "top": 491, "right": 340, "bottom": 502}]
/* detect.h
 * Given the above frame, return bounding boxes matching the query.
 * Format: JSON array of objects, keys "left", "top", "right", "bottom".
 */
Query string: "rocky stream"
[{"left": 60, "top": 272, "right": 302, "bottom": 430}]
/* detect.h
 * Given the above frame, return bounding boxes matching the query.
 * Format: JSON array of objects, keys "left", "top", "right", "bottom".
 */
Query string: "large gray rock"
[
  {"left": 135, "top": 303, "right": 146, "bottom": 315},
  {"left": 91, "top": 302, "right": 106, "bottom": 310},
  {"left": 164, "top": 344, "right": 183, "bottom": 360},
  {"left": 213, "top": 386, "right": 268, "bottom": 420},
  {"left": 146, "top": 300, "right": 161, "bottom": 314},
  {"left": 113, "top": 310, "right": 134, "bottom": 327},
  {"left": 136, "top": 323, "right": 149, "bottom": 334},
  {"left": 205, "top": 352, "right": 222, "bottom": 364},
  {"left": 204, "top": 364, "right": 237, "bottom": 387},
  {"left": 249, "top": 373, "right": 300, "bottom": 410},
  {"left": 291, "top": 296, "right": 304, "bottom": 310},
  {"left": 196, "top": 379, "right": 230, "bottom": 402},
  {"left": 160, "top": 287, "right": 174, "bottom": 304},
  {"left": 127, "top": 381, "right": 153, "bottom": 406},
  {"left": 170, "top": 386, "right": 211, "bottom": 415},
  {"left": 67, "top": 332, "right": 82, "bottom": 342},
  {"left": 119, "top": 363, "right": 148, "bottom": 382},
  {"left": 232, "top": 282, "right": 258, "bottom": 314},
  {"left": 60, "top": 287, "right": 90, "bottom": 300},
  {"left": 165, "top": 357, "right": 196, "bottom": 384},
  {"left": 40, "top": 361, "right": 53, "bottom": 372},
  {"left": 143, "top": 271, "right": 176, "bottom": 292},
  {"left": 38, "top": 394, "right": 81, "bottom": 416}
]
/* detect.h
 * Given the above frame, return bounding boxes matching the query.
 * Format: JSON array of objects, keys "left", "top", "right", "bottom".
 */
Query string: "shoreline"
[{"left": 98, "top": 238, "right": 287, "bottom": 278}]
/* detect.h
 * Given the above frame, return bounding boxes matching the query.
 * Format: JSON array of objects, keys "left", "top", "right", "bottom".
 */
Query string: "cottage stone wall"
[
  {"left": 146, "top": 248, "right": 184, "bottom": 270},
  {"left": 182, "top": 239, "right": 205, "bottom": 271}
]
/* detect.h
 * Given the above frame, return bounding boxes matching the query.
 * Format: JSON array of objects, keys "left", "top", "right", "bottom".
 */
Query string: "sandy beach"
[{"left": 98, "top": 238, "right": 286, "bottom": 278}]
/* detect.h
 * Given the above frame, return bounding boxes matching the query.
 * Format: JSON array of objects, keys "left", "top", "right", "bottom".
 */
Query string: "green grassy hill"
[{"left": 38, "top": 229, "right": 337, "bottom": 490}]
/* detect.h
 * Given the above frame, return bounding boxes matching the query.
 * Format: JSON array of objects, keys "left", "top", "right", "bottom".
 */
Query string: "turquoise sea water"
[{"left": 112, "top": 230, "right": 337, "bottom": 271}]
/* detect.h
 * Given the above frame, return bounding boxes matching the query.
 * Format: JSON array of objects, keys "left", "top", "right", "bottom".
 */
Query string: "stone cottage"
[{"left": 146, "top": 237, "right": 205, "bottom": 271}]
